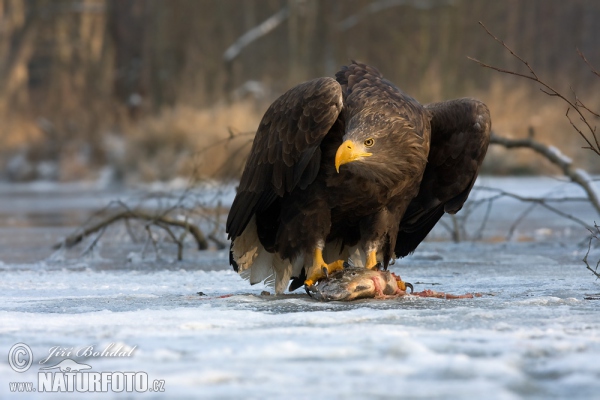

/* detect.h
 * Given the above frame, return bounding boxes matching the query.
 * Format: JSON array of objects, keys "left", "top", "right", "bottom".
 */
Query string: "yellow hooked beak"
[{"left": 335, "top": 140, "right": 372, "bottom": 173}]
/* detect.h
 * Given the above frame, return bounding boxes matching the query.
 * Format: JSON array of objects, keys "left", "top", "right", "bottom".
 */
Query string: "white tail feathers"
[
  {"left": 232, "top": 217, "right": 375, "bottom": 293},
  {"left": 232, "top": 216, "right": 303, "bottom": 294}
]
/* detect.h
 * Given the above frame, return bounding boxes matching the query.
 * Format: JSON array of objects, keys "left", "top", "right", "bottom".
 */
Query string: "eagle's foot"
[
  {"left": 391, "top": 272, "right": 413, "bottom": 294},
  {"left": 304, "top": 250, "right": 344, "bottom": 286},
  {"left": 365, "top": 250, "right": 379, "bottom": 270}
]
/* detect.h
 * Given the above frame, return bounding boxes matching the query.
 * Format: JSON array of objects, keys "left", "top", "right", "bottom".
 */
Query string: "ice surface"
[{"left": 1, "top": 178, "right": 600, "bottom": 399}]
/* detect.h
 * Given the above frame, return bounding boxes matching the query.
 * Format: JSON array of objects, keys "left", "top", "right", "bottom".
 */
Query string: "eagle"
[{"left": 226, "top": 62, "right": 491, "bottom": 294}]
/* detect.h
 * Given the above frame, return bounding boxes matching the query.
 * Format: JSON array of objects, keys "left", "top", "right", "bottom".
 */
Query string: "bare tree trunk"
[
  {"left": 0, "top": 0, "right": 36, "bottom": 113},
  {"left": 107, "top": 0, "right": 147, "bottom": 113}
]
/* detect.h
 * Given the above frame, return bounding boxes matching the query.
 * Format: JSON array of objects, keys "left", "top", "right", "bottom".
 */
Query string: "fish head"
[{"left": 306, "top": 267, "right": 381, "bottom": 301}]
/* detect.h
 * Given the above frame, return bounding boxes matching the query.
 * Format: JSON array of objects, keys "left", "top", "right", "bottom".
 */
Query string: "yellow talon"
[
  {"left": 396, "top": 279, "right": 407, "bottom": 291},
  {"left": 328, "top": 259, "right": 345, "bottom": 272},
  {"left": 392, "top": 273, "right": 414, "bottom": 293},
  {"left": 304, "top": 249, "right": 345, "bottom": 286},
  {"left": 365, "top": 250, "right": 378, "bottom": 270}
]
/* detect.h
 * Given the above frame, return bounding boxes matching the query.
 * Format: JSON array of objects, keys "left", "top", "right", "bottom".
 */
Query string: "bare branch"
[
  {"left": 471, "top": 22, "right": 600, "bottom": 156},
  {"left": 436, "top": 218, "right": 454, "bottom": 238},
  {"left": 449, "top": 214, "right": 460, "bottom": 242},
  {"left": 156, "top": 222, "right": 184, "bottom": 261},
  {"left": 570, "top": 86, "right": 600, "bottom": 118},
  {"left": 583, "top": 223, "right": 600, "bottom": 279},
  {"left": 208, "top": 233, "right": 228, "bottom": 250},
  {"left": 506, "top": 201, "right": 537, "bottom": 241},
  {"left": 123, "top": 217, "right": 140, "bottom": 243},
  {"left": 472, "top": 198, "right": 493, "bottom": 241},
  {"left": 80, "top": 226, "right": 106, "bottom": 257},
  {"left": 476, "top": 186, "right": 593, "bottom": 230},
  {"left": 565, "top": 108, "right": 597, "bottom": 153},
  {"left": 467, "top": 56, "right": 538, "bottom": 82},
  {"left": 489, "top": 132, "right": 600, "bottom": 217},
  {"left": 144, "top": 226, "right": 160, "bottom": 259},
  {"left": 577, "top": 48, "right": 600, "bottom": 79},
  {"left": 223, "top": 7, "right": 289, "bottom": 62},
  {"left": 55, "top": 209, "right": 208, "bottom": 251},
  {"left": 474, "top": 22, "right": 539, "bottom": 79},
  {"left": 207, "top": 200, "right": 227, "bottom": 250},
  {"left": 338, "top": 0, "right": 453, "bottom": 31}
]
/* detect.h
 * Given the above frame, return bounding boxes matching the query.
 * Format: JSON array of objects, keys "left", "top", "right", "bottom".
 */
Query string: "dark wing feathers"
[
  {"left": 297, "top": 148, "right": 321, "bottom": 190},
  {"left": 335, "top": 61, "right": 383, "bottom": 95},
  {"left": 395, "top": 98, "right": 491, "bottom": 257},
  {"left": 226, "top": 77, "right": 343, "bottom": 240}
]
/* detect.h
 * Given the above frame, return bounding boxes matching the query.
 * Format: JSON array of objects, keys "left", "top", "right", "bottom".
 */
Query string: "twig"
[
  {"left": 437, "top": 218, "right": 454, "bottom": 238},
  {"left": 156, "top": 222, "right": 183, "bottom": 261},
  {"left": 55, "top": 209, "right": 208, "bottom": 250},
  {"left": 570, "top": 86, "right": 600, "bottom": 118},
  {"left": 470, "top": 22, "right": 600, "bottom": 156},
  {"left": 489, "top": 132, "right": 600, "bottom": 217},
  {"left": 473, "top": 197, "right": 494, "bottom": 241},
  {"left": 123, "top": 217, "right": 140, "bottom": 243},
  {"left": 208, "top": 233, "right": 228, "bottom": 250},
  {"left": 449, "top": 214, "right": 460, "bottom": 242},
  {"left": 583, "top": 223, "right": 600, "bottom": 279},
  {"left": 80, "top": 226, "right": 106, "bottom": 257},
  {"left": 140, "top": 229, "right": 152, "bottom": 259},
  {"left": 577, "top": 48, "right": 600, "bottom": 79},
  {"left": 476, "top": 186, "right": 593, "bottom": 230},
  {"left": 144, "top": 225, "right": 160, "bottom": 259},
  {"left": 207, "top": 200, "right": 227, "bottom": 250},
  {"left": 506, "top": 201, "right": 537, "bottom": 241},
  {"left": 177, "top": 225, "right": 189, "bottom": 259}
]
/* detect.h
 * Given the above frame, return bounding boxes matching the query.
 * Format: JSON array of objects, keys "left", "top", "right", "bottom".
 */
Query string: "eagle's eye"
[{"left": 364, "top": 138, "right": 374, "bottom": 147}]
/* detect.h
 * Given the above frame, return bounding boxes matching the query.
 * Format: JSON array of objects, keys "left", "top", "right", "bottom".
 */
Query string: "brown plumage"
[{"left": 226, "top": 62, "right": 491, "bottom": 294}]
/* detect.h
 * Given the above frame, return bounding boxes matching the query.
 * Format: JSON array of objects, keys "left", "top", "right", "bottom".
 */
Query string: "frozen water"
[{"left": 1, "top": 177, "right": 600, "bottom": 399}]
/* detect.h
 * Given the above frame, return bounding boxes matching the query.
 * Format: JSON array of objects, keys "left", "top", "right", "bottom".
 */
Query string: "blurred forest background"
[{"left": 0, "top": 0, "right": 599, "bottom": 183}]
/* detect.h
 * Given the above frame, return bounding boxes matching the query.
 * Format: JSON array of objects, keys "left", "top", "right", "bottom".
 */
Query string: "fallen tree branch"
[
  {"left": 476, "top": 186, "right": 593, "bottom": 231},
  {"left": 490, "top": 132, "right": 600, "bottom": 218},
  {"left": 446, "top": 183, "right": 592, "bottom": 243},
  {"left": 55, "top": 210, "right": 208, "bottom": 251}
]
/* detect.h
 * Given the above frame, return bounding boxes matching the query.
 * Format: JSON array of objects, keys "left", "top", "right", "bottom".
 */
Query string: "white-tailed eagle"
[{"left": 226, "top": 62, "right": 491, "bottom": 294}]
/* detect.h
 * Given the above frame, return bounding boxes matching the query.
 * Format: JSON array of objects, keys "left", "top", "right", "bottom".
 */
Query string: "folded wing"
[
  {"left": 226, "top": 77, "right": 344, "bottom": 242},
  {"left": 395, "top": 98, "right": 491, "bottom": 257}
]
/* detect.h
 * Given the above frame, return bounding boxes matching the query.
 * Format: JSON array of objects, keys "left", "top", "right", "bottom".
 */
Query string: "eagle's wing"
[
  {"left": 226, "top": 77, "right": 343, "bottom": 240},
  {"left": 395, "top": 98, "right": 491, "bottom": 257}
]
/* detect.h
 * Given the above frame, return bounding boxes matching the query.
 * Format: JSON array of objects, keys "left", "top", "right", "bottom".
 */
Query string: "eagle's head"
[{"left": 335, "top": 112, "right": 429, "bottom": 184}]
